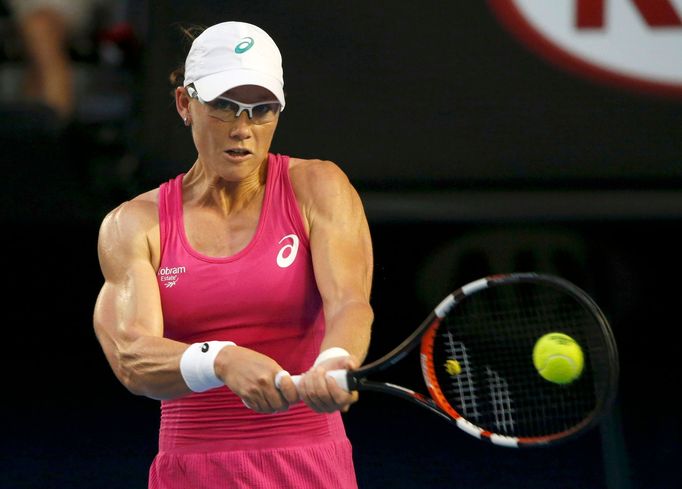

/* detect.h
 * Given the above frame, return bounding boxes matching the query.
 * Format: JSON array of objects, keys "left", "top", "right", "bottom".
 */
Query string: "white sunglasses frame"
[{"left": 186, "top": 85, "right": 281, "bottom": 123}]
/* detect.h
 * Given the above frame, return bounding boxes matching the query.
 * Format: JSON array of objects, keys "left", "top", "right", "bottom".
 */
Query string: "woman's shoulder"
[
  {"left": 98, "top": 188, "right": 160, "bottom": 241},
  {"left": 288, "top": 157, "right": 352, "bottom": 194},
  {"left": 287, "top": 157, "right": 362, "bottom": 220}
]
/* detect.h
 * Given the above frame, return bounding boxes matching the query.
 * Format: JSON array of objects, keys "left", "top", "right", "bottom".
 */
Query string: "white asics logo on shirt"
[{"left": 277, "top": 234, "right": 299, "bottom": 268}]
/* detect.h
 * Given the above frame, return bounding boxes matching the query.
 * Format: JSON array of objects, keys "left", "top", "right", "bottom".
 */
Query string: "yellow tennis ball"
[
  {"left": 445, "top": 359, "right": 462, "bottom": 376},
  {"left": 532, "top": 332, "right": 584, "bottom": 384}
]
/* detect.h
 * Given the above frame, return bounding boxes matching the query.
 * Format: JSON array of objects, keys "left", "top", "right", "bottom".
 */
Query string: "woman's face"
[{"left": 185, "top": 84, "right": 280, "bottom": 182}]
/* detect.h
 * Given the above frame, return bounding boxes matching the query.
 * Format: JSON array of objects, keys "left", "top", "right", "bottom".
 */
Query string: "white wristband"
[
  {"left": 180, "top": 341, "right": 236, "bottom": 392},
  {"left": 313, "top": 347, "right": 351, "bottom": 367}
]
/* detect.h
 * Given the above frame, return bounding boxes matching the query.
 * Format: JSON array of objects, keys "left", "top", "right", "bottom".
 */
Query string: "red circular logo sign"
[{"left": 488, "top": 0, "right": 682, "bottom": 99}]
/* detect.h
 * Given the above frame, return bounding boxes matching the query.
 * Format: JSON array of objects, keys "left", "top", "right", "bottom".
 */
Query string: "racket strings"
[
  {"left": 486, "top": 366, "right": 515, "bottom": 432},
  {"left": 443, "top": 337, "right": 481, "bottom": 421},
  {"left": 431, "top": 281, "right": 613, "bottom": 440}
]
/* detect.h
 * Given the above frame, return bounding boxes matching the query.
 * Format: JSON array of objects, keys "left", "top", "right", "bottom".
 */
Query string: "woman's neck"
[{"left": 182, "top": 158, "right": 268, "bottom": 215}]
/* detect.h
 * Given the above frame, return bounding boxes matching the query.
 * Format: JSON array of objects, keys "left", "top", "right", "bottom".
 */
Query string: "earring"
[{"left": 183, "top": 117, "right": 190, "bottom": 126}]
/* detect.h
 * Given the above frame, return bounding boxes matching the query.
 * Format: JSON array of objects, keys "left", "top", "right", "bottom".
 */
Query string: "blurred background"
[{"left": 1, "top": 1, "right": 680, "bottom": 488}]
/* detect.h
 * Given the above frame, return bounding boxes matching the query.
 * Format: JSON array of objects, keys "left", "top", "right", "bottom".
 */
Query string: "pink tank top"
[{"left": 155, "top": 153, "right": 347, "bottom": 452}]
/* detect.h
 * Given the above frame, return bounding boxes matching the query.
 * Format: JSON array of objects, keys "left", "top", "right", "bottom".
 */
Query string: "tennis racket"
[{"left": 284, "top": 272, "right": 619, "bottom": 448}]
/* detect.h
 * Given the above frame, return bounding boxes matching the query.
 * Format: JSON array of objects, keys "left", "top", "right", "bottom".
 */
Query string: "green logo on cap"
[{"left": 235, "top": 37, "right": 254, "bottom": 54}]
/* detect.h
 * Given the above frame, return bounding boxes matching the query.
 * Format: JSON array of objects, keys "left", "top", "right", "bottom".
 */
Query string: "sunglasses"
[{"left": 186, "top": 85, "right": 281, "bottom": 124}]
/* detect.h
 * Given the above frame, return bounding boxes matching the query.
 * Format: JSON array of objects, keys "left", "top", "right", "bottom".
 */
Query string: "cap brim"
[{"left": 191, "top": 70, "right": 286, "bottom": 109}]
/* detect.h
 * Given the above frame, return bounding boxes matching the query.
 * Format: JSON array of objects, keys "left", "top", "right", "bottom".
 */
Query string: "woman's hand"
[
  {"left": 296, "top": 354, "right": 359, "bottom": 413},
  {"left": 215, "top": 346, "right": 300, "bottom": 413}
]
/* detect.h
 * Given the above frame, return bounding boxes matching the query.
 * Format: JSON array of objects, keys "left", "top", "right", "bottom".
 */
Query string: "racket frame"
[{"left": 344, "top": 272, "right": 619, "bottom": 448}]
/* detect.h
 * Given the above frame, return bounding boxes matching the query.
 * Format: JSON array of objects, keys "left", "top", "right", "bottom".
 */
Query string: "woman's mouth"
[{"left": 225, "top": 148, "right": 251, "bottom": 159}]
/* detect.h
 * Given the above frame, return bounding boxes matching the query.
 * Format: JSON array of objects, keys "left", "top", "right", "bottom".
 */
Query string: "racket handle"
[{"left": 275, "top": 369, "right": 350, "bottom": 392}]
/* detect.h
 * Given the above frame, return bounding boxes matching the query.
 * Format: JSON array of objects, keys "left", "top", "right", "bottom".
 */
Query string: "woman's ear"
[{"left": 175, "top": 86, "right": 192, "bottom": 126}]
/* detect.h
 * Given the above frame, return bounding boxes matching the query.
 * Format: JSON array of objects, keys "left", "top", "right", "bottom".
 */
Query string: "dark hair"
[{"left": 169, "top": 24, "right": 206, "bottom": 90}]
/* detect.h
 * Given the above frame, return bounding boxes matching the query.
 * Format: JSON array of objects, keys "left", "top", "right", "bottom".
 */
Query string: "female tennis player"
[{"left": 93, "top": 21, "right": 374, "bottom": 489}]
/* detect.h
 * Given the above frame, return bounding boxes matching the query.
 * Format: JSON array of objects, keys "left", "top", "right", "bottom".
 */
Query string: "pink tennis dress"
[{"left": 149, "top": 153, "right": 358, "bottom": 489}]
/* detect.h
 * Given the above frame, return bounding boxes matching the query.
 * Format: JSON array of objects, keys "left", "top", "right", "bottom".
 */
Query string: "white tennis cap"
[{"left": 183, "top": 21, "right": 285, "bottom": 109}]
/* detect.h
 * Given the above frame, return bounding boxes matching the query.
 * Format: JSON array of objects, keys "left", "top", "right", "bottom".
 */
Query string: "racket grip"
[{"left": 276, "top": 369, "right": 350, "bottom": 392}]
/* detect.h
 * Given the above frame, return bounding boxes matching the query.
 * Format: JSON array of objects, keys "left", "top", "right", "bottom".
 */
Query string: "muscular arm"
[
  {"left": 292, "top": 160, "right": 374, "bottom": 411},
  {"left": 309, "top": 163, "right": 373, "bottom": 361},
  {"left": 93, "top": 200, "right": 190, "bottom": 400}
]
